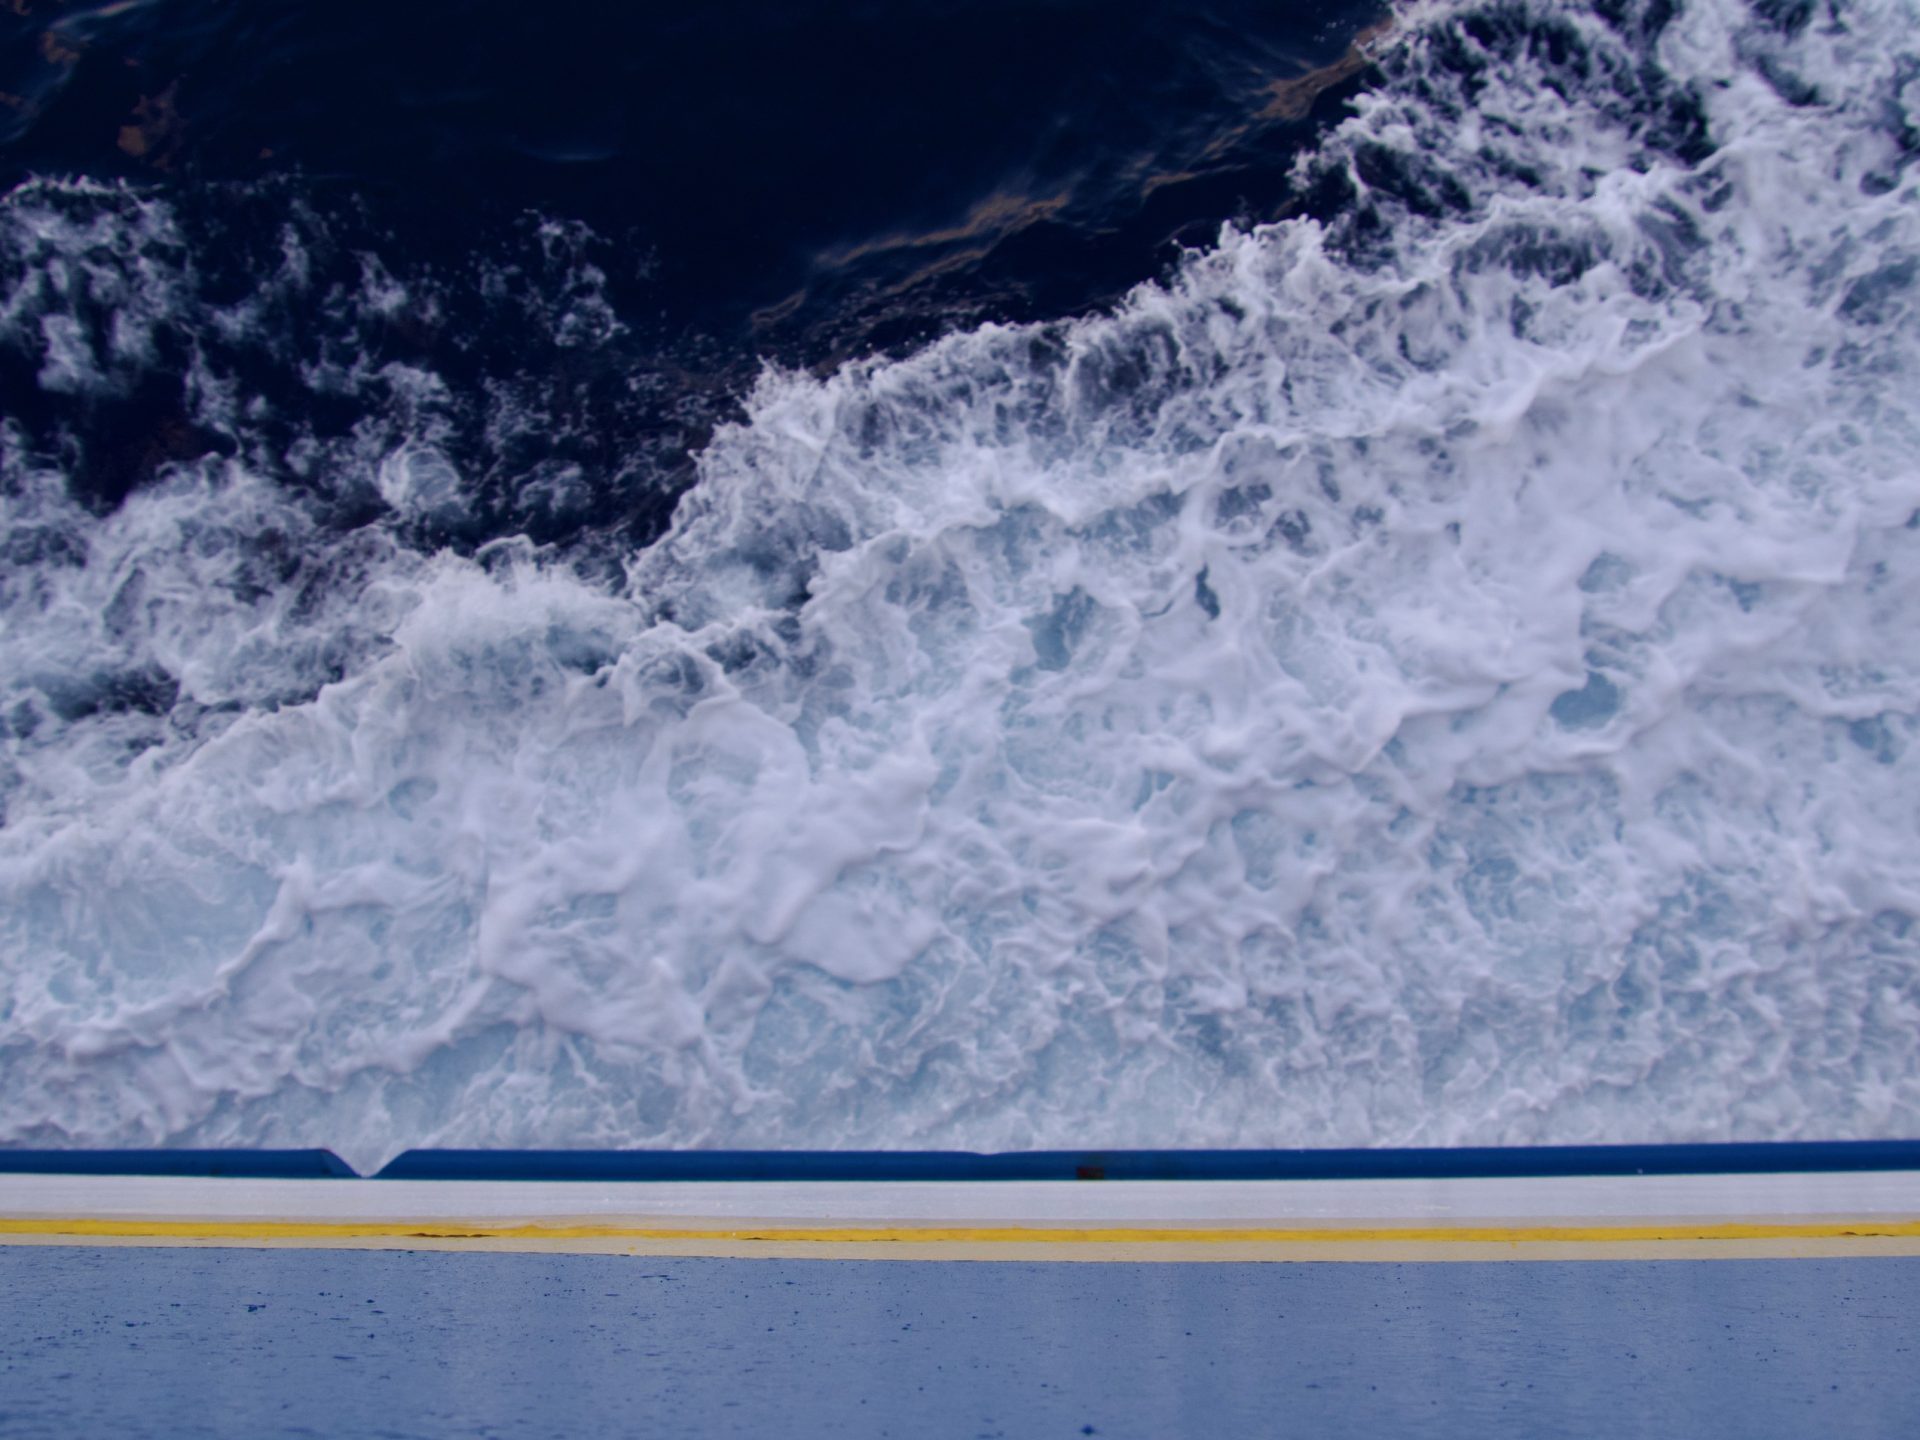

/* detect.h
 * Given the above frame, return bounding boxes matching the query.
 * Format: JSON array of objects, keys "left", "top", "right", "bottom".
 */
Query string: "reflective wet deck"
[{"left": 3, "top": 1246, "right": 1918, "bottom": 1439}]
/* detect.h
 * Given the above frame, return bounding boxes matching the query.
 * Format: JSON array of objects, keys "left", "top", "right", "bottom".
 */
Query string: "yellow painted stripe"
[{"left": 5, "top": 1217, "right": 1920, "bottom": 1245}]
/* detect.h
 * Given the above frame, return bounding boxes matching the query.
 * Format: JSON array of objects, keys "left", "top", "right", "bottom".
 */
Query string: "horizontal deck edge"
[{"left": 4, "top": 1139, "right": 1920, "bottom": 1182}]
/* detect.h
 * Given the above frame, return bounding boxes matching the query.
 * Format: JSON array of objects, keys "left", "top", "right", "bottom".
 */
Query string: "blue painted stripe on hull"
[
  {"left": 374, "top": 1140, "right": 1920, "bottom": 1182},
  {"left": 4, "top": 1139, "right": 1920, "bottom": 1181},
  {"left": 0, "top": 1148, "right": 355, "bottom": 1179}
]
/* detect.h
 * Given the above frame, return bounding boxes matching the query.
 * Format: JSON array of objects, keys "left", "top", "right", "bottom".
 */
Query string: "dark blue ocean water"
[{"left": 2, "top": 0, "right": 1381, "bottom": 540}]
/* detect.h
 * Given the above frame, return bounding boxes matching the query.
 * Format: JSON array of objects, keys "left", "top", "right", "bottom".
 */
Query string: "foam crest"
[{"left": 3, "top": 0, "right": 1919, "bottom": 1170}]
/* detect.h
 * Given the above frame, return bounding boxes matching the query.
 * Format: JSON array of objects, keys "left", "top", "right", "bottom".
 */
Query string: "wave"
[{"left": 3, "top": 0, "right": 1918, "bottom": 1173}]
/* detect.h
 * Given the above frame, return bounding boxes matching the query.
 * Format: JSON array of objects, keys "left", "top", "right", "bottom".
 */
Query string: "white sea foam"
[{"left": 3, "top": 0, "right": 1919, "bottom": 1172}]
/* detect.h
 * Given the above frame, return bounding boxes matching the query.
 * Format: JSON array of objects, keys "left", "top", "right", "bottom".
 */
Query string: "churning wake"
[{"left": 3, "top": 0, "right": 1919, "bottom": 1173}]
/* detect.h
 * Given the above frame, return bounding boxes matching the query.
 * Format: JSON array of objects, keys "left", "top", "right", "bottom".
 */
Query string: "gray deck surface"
[{"left": 2, "top": 1248, "right": 1916, "bottom": 1438}]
